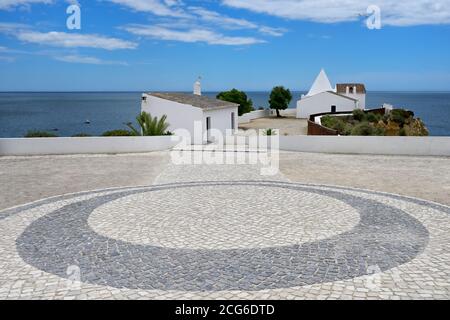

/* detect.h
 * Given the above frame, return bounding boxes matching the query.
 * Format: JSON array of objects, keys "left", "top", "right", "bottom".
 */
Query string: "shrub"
[
  {"left": 321, "top": 116, "right": 349, "bottom": 135},
  {"left": 320, "top": 115, "right": 338, "bottom": 128},
  {"left": 350, "top": 122, "right": 374, "bottom": 136},
  {"left": 366, "top": 112, "right": 381, "bottom": 123},
  {"left": 25, "top": 130, "right": 58, "bottom": 138},
  {"left": 352, "top": 109, "right": 366, "bottom": 122},
  {"left": 72, "top": 133, "right": 92, "bottom": 137},
  {"left": 263, "top": 128, "right": 277, "bottom": 136},
  {"left": 389, "top": 109, "right": 414, "bottom": 126},
  {"left": 102, "top": 129, "right": 134, "bottom": 136}
]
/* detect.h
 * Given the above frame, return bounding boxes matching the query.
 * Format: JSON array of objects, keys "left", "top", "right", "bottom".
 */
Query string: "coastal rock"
[{"left": 404, "top": 118, "right": 429, "bottom": 136}]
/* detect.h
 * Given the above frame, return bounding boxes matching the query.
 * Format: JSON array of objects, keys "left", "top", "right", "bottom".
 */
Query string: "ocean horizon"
[{"left": 1, "top": 91, "right": 449, "bottom": 138}]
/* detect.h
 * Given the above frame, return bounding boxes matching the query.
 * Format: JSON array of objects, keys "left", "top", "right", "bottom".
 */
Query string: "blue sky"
[{"left": 1, "top": 0, "right": 450, "bottom": 91}]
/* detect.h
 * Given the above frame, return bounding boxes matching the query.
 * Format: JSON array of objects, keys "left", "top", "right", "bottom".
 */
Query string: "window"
[
  {"left": 331, "top": 105, "right": 337, "bottom": 113},
  {"left": 231, "top": 112, "right": 235, "bottom": 130}
]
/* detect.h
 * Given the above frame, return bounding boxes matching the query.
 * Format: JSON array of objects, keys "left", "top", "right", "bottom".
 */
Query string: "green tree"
[
  {"left": 216, "top": 89, "right": 253, "bottom": 116},
  {"left": 269, "top": 86, "right": 292, "bottom": 117},
  {"left": 126, "top": 112, "right": 170, "bottom": 136}
]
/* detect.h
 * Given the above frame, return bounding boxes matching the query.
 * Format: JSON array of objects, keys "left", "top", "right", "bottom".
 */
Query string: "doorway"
[{"left": 331, "top": 105, "right": 337, "bottom": 113}]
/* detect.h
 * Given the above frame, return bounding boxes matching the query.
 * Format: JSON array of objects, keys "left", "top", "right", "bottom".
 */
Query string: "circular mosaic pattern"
[
  {"left": 15, "top": 181, "right": 430, "bottom": 291},
  {"left": 88, "top": 185, "right": 360, "bottom": 249}
]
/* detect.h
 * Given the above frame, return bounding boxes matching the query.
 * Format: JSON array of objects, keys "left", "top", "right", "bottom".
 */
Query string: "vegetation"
[
  {"left": 216, "top": 89, "right": 254, "bottom": 116},
  {"left": 263, "top": 128, "right": 277, "bottom": 136},
  {"left": 102, "top": 129, "right": 134, "bottom": 137},
  {"left": 72, "top": 133, "right": 92, "bottom": 137},
  {"left": 320, "top": 108, "right": 428, "bottom": 136},
  {"left": 269, "top": 86, "right": 292, "bottom": 118},
  {"left": 25, "top": 130, "right": 58, "bottom": 138},
  {"left": 126, "top": 111, "right": 171, "bottom": 136}
]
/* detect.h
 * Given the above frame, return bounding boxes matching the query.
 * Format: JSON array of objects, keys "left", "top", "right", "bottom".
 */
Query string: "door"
[
  {"left": 206, "top": 117, "right": 211, "bottom": 142},
  {"left": 331, "top": 105, "right": 337, "bottom": 113}
]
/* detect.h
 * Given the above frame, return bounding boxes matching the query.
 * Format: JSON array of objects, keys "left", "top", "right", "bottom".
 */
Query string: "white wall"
[
  {"left": 238, "top": 110, "right": 270, "bottom": 124},
  {"left": 270, "top": 109, "right": 297, "bottom": 117},
  {"left": 279, "top": 136, "right": 450, "bottom": 156},
  {"left": 297, "top": 92, "right": 357, "bottom": 119},
  {"left": 0, "top": 136, "right": 180, "bottom": 156},
  {"left": 342, "top": 93, "right": 366, "bottom": 109},
  {"left": 204, "top": 106, "right": 239, "bottom": 142},
  {"left": 142, "top": 94, "right": 203, "bottom": 144}
]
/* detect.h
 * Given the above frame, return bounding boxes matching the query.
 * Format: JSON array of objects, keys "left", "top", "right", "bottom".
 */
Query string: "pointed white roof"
[{"left": 306, "top": 69, "right": 333, "bottom": 97}]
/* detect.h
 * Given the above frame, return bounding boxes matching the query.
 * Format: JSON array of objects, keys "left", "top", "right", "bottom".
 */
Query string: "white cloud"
[
  {"left": 108, "top": 1, "right": 286, "bottom": 38},
  {"left": 222, "top": 0, "right": 450, "bottom": 26},
  {"left": 54, "top": 54, "right": 128, "bottom": 65},
  {"left": 189, "top": 6, "right": 258, "bottom": 29},
  {"left": 0, "top": 0, "right": 52, "bottom": 10},
  {"left": 189, "top": 6, "right": 287, "bottom": 36},
  {"left": 258, "top": 26, "right": 287, "bottom": 37},
  {"left": 106, "top": 0, "right": 189, "bottom": 17},
  {"left": 15, "top": 31, "right": 138, "bottom": 50},
  {"left": 124, "top": 24, "right": 265, "bottom": 45}
]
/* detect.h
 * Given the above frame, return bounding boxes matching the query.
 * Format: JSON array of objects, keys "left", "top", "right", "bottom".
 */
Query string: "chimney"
[
  {"left": 193, "top": 77, "right": 201, "bottom": 96},
  {"left": 353, "top": 86, "right": 357, "bottom": 94},
  {"left": 346, "top": 86, "right": 350, "bottom": 95}
]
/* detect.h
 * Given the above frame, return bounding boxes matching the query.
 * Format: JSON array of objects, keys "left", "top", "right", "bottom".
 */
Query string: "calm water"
[{"left": 0, "top": 91, "right": 449, "bottom": 137}]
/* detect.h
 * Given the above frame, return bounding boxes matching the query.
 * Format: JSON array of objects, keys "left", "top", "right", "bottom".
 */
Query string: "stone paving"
[{"left": 0, "top": 152, "right": 450, "bottom": 299}]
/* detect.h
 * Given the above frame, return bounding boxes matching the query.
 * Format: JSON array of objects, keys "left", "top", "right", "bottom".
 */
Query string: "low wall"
[
  {"left": 279, "top": 136, "right": 450, "bottom": 156},
  {"left": 270, "top": 109, "right": 297, "bottom": 117},
  {"left": 0, "top": 136, "right": 181, "bottom": 156},
  {"left": 238, "top": 109, "right": 296, "bottom": 124},
  {"left": 307, "top": 120, "right": 338, "bottom": 136},
  {"left": 238, "top": 110, "right": 270, "bottom": 124}
]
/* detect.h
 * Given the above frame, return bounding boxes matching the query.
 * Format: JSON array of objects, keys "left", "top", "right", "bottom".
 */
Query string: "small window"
[{"left": 331, "top": 105, "right": 337, "bottom": 113}]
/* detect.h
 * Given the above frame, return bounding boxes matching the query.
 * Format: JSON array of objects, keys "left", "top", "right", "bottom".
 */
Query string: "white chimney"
[
  {"left": 353, "top": 86, "right": 357, "bottom": 94},
  {"left": 346, "top": 86, "right": 350, "bottom": 94},
  {"left": 193, "top": 77, "right": 201, "bottom": 96}
]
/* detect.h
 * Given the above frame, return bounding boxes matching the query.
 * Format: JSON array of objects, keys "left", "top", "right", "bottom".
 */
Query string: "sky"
[{"left": 0, "top": 0, "right": 450, "bottom": 91}]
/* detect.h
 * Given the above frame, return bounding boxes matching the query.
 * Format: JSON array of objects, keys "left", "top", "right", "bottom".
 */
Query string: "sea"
[{"left": 0, "top": 91, "right": 449, "bottom": 137}]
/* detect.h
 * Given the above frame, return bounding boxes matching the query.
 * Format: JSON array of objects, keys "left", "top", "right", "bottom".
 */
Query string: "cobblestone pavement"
[{"left": 0, "top": 152, "right": 450, "bottom": 299}]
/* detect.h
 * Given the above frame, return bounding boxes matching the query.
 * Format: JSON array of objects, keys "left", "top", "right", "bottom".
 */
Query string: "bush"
[
  {"left": 352, "top": 109, "right": 366, "bottom": 122},
  {"left": 320, "top": 115, "right": 338, "bottom": 128},
  {"left": 72, "top": 133, "right": 92, "bottom": 137},
  {"left": 389, "top": 109, "right": 414, "bottom": 126},
  {"left": 350, "top": 122, "right": 374, "bottom": 136},
  {"left": 25, "top": 130, "right": 58, "bottom": 138},
  {"left": 366, "top": 112, "right": 381, "bottom": 123},
  {"left": 102, "top": 129, "right": 134, "bottom": 137},
  {"left": 321, "top": 116, "right": 350, "bottom": 135},
  {"left": 263, "top": 128, "right": 277, "bottom": 136}
]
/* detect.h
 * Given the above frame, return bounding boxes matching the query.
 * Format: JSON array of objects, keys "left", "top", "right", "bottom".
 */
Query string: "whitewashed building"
[
  {"left": 141, "top": 80, "right": 239, "bottom": 144},
  {"left": 297, "top": 69, "right": 366, "bottom": 119}
]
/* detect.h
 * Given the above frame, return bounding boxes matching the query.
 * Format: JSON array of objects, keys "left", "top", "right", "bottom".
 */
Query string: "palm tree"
[{"left": 126, "top": 112, "right": 170, "bottom": 136}]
